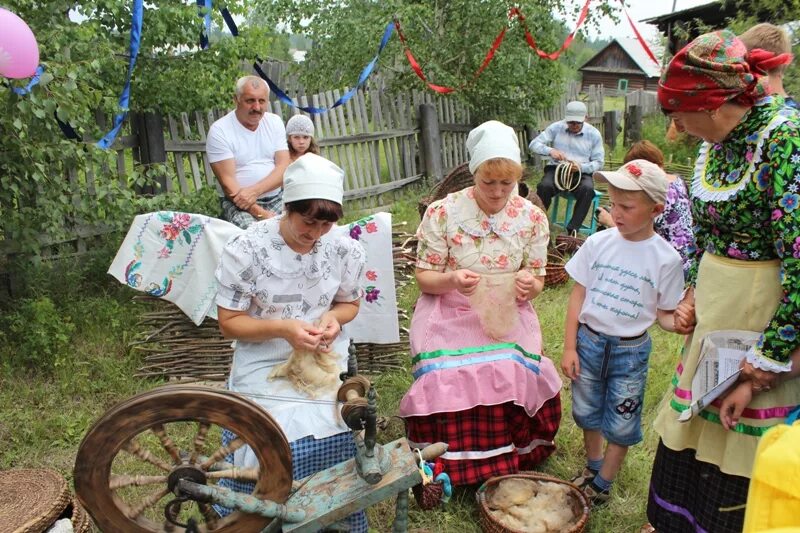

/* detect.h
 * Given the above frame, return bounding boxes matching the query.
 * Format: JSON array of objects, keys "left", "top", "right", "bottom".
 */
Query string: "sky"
[{"left": 581, "top": 0, "right": 716, "bottom": 42}]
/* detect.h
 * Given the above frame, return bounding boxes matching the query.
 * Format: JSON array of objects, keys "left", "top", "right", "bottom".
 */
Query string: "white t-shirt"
[
  {"left": 206, "top": 111, "right": 288, "bottom": 198},
  {"left": 565, "top": 228, "right": 684, "bottom": 337}
]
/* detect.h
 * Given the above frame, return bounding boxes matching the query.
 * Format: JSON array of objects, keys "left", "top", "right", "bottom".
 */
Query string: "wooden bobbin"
[{"left": 337, "top": 376, "right": 372, "bottom": 430}]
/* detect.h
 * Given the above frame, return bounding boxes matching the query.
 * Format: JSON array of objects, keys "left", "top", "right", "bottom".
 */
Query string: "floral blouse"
[
  {"left": 655, "top": 177, "right": 695, "bottom": 279},
  {"left": 688, "top": 97, "right": 800, "bottom": 368},
  {"left": 416, "top": 187, "right": 549, "bottom": 275}
]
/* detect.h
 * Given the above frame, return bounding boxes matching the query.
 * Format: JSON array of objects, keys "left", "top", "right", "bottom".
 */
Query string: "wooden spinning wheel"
[{"left": 74, "top": 385, "right": 293, "bottom": 533}]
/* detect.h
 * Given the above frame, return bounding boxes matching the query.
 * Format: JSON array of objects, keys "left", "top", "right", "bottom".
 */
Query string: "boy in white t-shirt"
[{"left": 562, "top": 159, "right": 684, "bottom": 504}]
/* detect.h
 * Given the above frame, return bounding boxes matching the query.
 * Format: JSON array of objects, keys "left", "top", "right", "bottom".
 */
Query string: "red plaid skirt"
[{"left": 406, "top": 394, "right": 561, "bottom": 486}]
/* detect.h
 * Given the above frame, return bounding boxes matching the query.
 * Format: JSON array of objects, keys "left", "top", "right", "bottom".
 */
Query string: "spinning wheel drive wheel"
[{"left": 74, "top": 385, "right": 292, "bottom": 532}]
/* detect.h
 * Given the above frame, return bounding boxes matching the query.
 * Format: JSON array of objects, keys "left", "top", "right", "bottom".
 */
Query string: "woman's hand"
[
  {"left": 740, "top": 360, "right": 781, "bottom": 392},
  {"left": 673, "top": 288, "right": 696, "bottom": 334},
  {"left": 282, "top": 319, "right": 324, "bottom": 352},
  {"left": 596, "top": 207, "right": 614, "bottom": 228},
  {"left": 515, "top": 270, "right": 543, "bottom": 301},
  {"left": 561, "top": 348, "right": 581, "bottom": 381},
  {"left": 451, "top": 269, "right": 481, "bottom": 296},
  {"left": 719, "top": 381, "right": 754, "bottom": 430},
  {"left": 316, "top": 312, "right": 342, "bottom": 353}
]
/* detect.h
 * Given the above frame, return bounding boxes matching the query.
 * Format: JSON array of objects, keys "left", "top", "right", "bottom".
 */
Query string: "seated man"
[
  {"left": 528, "top": 101, "right": 605, "bottom": 236},
  {"left": 206, "top": 76, "right": 290, "bottom": 228}
]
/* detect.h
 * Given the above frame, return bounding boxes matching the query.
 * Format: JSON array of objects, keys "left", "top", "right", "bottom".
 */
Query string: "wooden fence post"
[
  {"left": 624, "top": 105, "right": 642, "bottom": 145},
  {"left": 417, "top": 103, "right": 443, "bottom": 181},
  {"left": 603, "top": 111, "right": 619, "bottom": 150},
  {"left": 132, "top": 111, "right": 168, "bottom": 195}
]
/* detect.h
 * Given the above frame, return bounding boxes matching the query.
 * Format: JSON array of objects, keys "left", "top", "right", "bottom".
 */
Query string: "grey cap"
[{"left": 564, "top": 101, "right": 587, "bottom": 122}]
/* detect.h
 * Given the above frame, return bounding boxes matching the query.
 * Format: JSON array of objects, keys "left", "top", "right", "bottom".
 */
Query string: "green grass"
[{"left": 0, "top": 191, "right": 684, "bottom": 533}]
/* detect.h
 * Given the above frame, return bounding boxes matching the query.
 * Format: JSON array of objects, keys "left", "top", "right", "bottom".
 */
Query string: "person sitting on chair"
[{"left": 529, "top": 100, "right": 605, "bottom": 236}]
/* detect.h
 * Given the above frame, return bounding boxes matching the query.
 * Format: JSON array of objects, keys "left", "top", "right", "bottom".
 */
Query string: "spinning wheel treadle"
[{"left": 74, "top": 385, "right": 293, "bottom": 533}]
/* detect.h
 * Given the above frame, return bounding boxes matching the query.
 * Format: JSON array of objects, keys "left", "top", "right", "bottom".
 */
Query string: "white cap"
[
  {"left": 282, "top": 153, "right": 344, "bottom": 204},
  {"left": 564, "top": 101, "right": 587, "bottom": 122},
  {"left": 593, "top": 159, "right": 668, "bottom": 204},
  {"left": 286, "top": 114, "right": 315, "bottom": 137},
  {"left": 466, "top": 120, "right": 521, "bottom": 174}
]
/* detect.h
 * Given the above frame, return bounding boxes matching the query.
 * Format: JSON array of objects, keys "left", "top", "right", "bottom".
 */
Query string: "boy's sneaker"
[
  {"left": 569, "top": 467, "right": 597, "bottom": 489},
  {"left": 583, "top": 480, "right": 611, "bottom": 506}
]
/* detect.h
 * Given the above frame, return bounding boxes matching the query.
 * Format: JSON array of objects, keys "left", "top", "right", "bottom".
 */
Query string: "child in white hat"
[{"left": 285, "top": 114, "right": 320, "bottom": 162}]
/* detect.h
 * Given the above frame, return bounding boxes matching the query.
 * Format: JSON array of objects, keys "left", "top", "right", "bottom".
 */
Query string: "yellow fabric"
[
  {"left": 654, "top": 253, "right": 800, "bottom": 477},
  {"left": 743, "top": 421, "right": 800, "bottom": 532}
]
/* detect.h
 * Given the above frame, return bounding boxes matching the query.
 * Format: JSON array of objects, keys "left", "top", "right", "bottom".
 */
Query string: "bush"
[{"left": 2, "top": 296, "right": 76, "bottom": 372}]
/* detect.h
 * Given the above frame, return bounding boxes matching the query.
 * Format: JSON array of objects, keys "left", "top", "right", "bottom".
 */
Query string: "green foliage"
[
  {"left": 0, "top": 1, "right": 288, "bottom": 255},
  {"left": 2, "top": 296, "right": 76, "bottom": 372},
  {"left": 249, "top": 0, "right": 622, "bottom": 125},
  {"left": 641, "top": 113, "right": 701, "bottom": 168}
]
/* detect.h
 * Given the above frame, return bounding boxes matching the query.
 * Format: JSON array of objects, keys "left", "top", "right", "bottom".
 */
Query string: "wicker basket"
[
  {"left": 68, "top": 498, "right": 92, "bottom": 533},
  {"left": 555, "top": 232, "right": 586, "bottom": 254},
  {"left": 0, "top": 468, "right": 70, "bottom": 533},
  {"left": 476, "top": 473, "right": 590, "bottom": 533},
  {"left": 417, "top": 162, "right": 475, "bottom": 218},
  {"left": 545, "top": 251, "right": 569, "bottom": 286}
]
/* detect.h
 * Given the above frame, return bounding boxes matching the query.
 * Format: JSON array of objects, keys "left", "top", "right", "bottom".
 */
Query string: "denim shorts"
[{"left": 571, "top": 324, "right": 652, "bottom": 446}]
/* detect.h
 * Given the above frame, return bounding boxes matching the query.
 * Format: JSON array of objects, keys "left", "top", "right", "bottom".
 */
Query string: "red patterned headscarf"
[{"left": 658, "top": 30, "right": 768, "bottom": 112}]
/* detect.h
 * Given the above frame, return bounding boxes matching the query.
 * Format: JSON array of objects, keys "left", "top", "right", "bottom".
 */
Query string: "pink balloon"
[{"left": 0, "top": 8, "right": 39, "bottom": 79}]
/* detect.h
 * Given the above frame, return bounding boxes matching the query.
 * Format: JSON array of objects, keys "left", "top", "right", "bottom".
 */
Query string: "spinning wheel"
[{"left": 74, "top": 385, "right": 293, "bottom": 533}]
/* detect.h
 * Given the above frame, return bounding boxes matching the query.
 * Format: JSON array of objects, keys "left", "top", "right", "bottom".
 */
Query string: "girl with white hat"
[{"left": 285, "top": 114, "right": 320, "bottom": 163}]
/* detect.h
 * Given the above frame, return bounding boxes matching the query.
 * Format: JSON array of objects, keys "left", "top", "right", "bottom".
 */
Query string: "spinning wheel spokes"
[{"left": 74, "top": 386, "right": 293, "bottom": 533}]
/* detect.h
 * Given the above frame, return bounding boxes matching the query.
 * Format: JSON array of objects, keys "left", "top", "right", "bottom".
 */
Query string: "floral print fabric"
[
  {"left": 416, "top": 187, "right": 549, "bottom": 275},
  {"left": 688, "top": 98, "right": 800, "bottom": 364},
  {"left": 655, "top": 178, "right": 695, "bottom": 279}
]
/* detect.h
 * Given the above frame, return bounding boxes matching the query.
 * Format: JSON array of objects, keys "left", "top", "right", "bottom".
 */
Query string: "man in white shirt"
[{"left": 206, "top": 76, "right": 290, "bottom": 228}]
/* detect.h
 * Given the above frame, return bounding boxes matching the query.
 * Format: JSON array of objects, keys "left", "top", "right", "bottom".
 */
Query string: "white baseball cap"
[
  {"left": 282, "top": 153, "right": 344, "bottom": 204},
  {"left": 593, "top": 159, "right": 668, "bottom": 204},
  {"left": 564, "top": 101, "right": 587, "bottom": 123},
  {"left": 466, "top": 120, "right": 521, "bottom": 174}
]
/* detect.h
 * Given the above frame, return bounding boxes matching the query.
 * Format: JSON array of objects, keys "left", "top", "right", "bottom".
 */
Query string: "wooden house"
[{"left": 578, "top": 38, "right": 661, "bottom": 92}]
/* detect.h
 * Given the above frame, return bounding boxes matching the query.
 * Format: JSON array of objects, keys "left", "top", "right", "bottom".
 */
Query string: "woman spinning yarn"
[{"left": 399, "top": 120, "right": 562, "bottom": 486}]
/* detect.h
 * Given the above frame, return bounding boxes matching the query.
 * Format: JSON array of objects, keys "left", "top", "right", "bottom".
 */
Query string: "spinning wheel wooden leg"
[{"left": 74, "top": 385, "right": 293, "bottom": 533}]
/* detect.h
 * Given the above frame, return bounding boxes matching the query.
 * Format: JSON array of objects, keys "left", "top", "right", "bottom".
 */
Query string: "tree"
[
  {"left": 0, "top": 1, "right": 289, "bottom": 255},
  {"left": 249, "top": 0, "right": 622, "bottom": 124}
]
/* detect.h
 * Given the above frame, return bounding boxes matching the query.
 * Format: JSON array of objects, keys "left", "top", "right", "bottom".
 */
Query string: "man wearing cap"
[
  {"left": 206, "top": 75, "right": 290, "bottom": 229},
  {"left": 529, "top": 100, "right": 605, "bottom": 236}
]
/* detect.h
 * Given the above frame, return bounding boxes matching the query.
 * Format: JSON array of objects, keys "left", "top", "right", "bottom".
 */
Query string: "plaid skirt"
[
  {"left": 406, "top": 395, "right": 561, "bottom": 486},
  {"left": 215, "top": 430, "right": 367, "bottom": 532},
  {"left": 646, "top": 440, "right": 748, "bottom": 533},
  {"left": 220, "top": 193, "right": 283, "bottom": 229}
]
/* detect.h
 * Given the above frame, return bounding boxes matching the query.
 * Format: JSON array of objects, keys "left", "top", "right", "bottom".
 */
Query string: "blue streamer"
[
  {"left": 10, "top": 65, "right": 45, "bottom": 96},
  {"left": 197, "top": 0, "right": 211, "bottom": 49},
  {"left": 220, "top": 7, "right": 238, "bottom": 36},
  {"left": 253, "top": 22, "right": 395, "bottom": 114},
  {"left": 97, "top": 0, "right": 143, "bottom": 149}
]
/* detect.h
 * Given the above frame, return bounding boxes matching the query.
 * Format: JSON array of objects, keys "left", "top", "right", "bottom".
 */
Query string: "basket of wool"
[{"left": 476, "top": 473, "right": 590, "bottom": 533}]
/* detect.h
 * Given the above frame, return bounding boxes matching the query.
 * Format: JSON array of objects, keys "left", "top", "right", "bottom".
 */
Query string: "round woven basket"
[
  {"left": 68, "top": 498, "right": 92, "bottom": 533},
  {"left": 555, "top": 232, "right": 586, "bottom": 254},
  {"left": 476, "top": 473, "right": 590, "bottom": 533},
  {"left": 0, "top": 468, "right": 70, "bottom": 533}
]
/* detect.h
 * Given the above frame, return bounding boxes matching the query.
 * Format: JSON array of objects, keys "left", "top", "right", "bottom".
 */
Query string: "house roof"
[
  {"left": 579, "top": 38, "right": 661, "bottom": 79},
  {"left": 640, "top": 1, "right": 725, "bottom": 27}
]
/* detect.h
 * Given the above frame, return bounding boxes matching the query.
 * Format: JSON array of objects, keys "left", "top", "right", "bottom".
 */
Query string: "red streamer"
[{"left": 622, "top": 2, "right": 660, "bottom": 66}]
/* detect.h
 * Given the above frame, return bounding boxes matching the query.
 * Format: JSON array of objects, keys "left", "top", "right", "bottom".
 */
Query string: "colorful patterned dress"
[
  {"left": 399, "top": 187, "right": 563, "bottom": 486},
  {"left": 648, "top": 98, "right": 800, "bottom": 532},
  {"left": 655, "top": 177, "right": 695, "bottom": 279}
]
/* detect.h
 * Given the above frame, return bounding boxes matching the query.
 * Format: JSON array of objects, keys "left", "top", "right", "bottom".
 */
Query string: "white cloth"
[
  {"left": 107, "top": 212, "right": 241, "bottom": 324},
  {"left": 108, "top": 212, "right": 400, "bottom": 343},
  {"left": 205, "top": 111, "right": 288, "bottom": 198},
  {"left": 283, "top": 154, "right": 344, "bottom": 204},
  {"left": 466, "top": 120, "right": 521, "bottom": 174},
  {"left": 565, "top": 228, "right": 684, "bottom": 337}
]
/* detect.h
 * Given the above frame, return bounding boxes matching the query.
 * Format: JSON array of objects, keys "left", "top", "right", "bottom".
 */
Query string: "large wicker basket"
[
  {"left": 417, "top": 162, "right": 475, "bottom": 218},
  {"left": 0, "top": 468, "right": 70, "bottom": 533},
  {"left": 555, "top": 232, "right": 586, "bottom": 254},
  {"left": 476, "top": 473, "right": 590, "bottom": 533}
]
